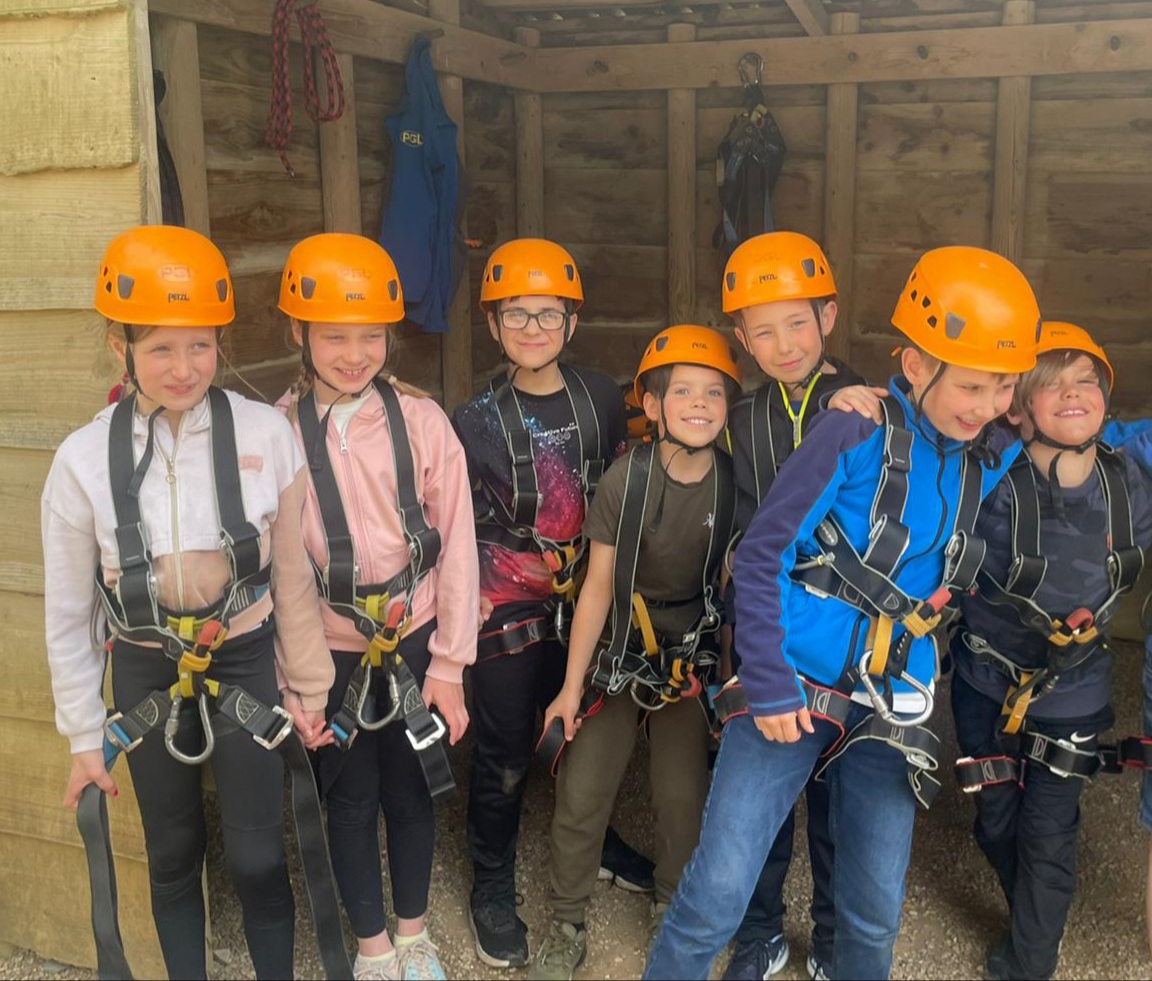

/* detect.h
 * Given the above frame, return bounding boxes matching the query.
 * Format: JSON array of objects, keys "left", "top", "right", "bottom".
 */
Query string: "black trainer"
[
  {"left": 597, "top": 825, "right": 656, "bottom": 893},
  {"left": 470, "top": 885, "right": 529, "bottom": 969}
]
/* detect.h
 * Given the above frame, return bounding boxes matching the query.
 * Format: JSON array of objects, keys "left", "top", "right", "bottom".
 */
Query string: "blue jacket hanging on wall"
[{"left": 379, "top": 37, "right": 466, "bottom": 334}]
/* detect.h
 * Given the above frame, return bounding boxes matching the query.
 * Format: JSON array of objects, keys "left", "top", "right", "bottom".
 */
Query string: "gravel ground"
[{"left": 5, "top": 641, "right": 1152, "bottom": 980}]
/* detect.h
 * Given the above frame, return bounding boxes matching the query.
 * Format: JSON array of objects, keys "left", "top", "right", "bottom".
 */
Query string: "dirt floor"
[{"left": 5, "top": 641, "right": 1152, "bottom": 981}]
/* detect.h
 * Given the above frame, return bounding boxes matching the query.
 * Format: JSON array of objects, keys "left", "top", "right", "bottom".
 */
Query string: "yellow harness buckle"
[
  {"left": 864, "top": 616, "right": 895, "bottom": 677},
  {"left": 630, "top": 593, "right": 659, "bottom": 658},
  {"left": 1000, "top": 674, "right": 1035, "bottom": 735},
  {"left": 360, "top": 592, "right": 392, "bottom": 624}
]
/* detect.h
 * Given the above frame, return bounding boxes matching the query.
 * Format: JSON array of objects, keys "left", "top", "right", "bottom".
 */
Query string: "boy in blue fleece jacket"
[{"left": 646, "top": 246, "right": 1042, "bottom": 981}]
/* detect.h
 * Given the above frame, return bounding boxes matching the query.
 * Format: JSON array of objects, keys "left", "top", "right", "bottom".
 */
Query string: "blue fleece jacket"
[{"left": 732, "top": 376, "right": 1021, "bottom": 717}]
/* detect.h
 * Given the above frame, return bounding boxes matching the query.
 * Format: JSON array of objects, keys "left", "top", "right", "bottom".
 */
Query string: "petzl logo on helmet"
[
  {"left": 527, "top": 268, "right": 545, "bottom": 279},
  {"left": 346, "top": 292, "right": 366, "bottom": 301},
  {"left": 758, "top": 273, "right": 778, "bottom": 282},
  {"left": 401, "top": 130, "right": 423, "bottom": 146},
  {"left": 167, "top": 292, "right": 189, "bottom": 302},
  {"left": 997, "top": 340, "right": 1017, "bottom": 349}
]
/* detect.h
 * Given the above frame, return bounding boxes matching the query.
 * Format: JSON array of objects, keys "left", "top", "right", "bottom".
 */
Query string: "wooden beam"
[
  {"left": 532, "top": 18, "right": 1152, "bottom": 92},
  {"left": 149, "top": 16, "right": 211, "bottom": 235},
  {"left": 148, "top": 0, "right": 534, "bottom": 90},
  {"left": 131, "top": 0, "right": 161, "bottom": 224},
  {"left": 991, "top": 0, "right": 1035, "bottom": 264},
  {"left": 822, "top": 11, "right": 858, "bottom": 363},
  {"left": 513, "top": 27, "right": 545, "bottom": 237},
  {"left": 318, "top": 52, "right": 362, "bottom": 234},
  {"left": 667, "top": 23, "right": 696, "bottom": 325},
  {"left": 784, "top": 0, "right": 829, "bottom": 36},
  {"left": 428, "top": 0, "right": 474, "bottom": 412}
]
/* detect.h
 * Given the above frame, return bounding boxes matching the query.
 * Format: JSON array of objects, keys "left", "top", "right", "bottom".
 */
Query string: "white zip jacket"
[{"left": 41, "top": 388, "right": 333, "bottom": 754}]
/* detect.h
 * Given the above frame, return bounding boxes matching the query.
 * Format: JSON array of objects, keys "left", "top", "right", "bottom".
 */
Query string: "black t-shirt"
[
  {"left": 452, "top": 365, "right": 627, "bottom": 605},
  {"left": 584, "top": 449, "right": 721, "bottom": 639}
]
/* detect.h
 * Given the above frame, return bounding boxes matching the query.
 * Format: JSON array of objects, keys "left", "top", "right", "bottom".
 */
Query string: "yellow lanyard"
[{"left": 780, "top": 374, "right": 821, "bottom": 449}]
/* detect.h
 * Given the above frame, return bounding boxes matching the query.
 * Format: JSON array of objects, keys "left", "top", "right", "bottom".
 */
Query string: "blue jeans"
[{"left": 644, "top": 705, "right": 918, "bottom": 981}]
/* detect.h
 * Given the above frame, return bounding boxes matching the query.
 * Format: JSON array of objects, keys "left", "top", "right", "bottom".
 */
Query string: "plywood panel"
[
  {"left": 854, "top": 170, "right": 992, "bottom": 255},
  {"left": 0, "top": 448, "right": 52, "bottom": 595},
  {"left": 0, "top": 166, "right": 144, "bottom": 311},
  {"left": 0, "top": 9, "right": 136, "bottom": 176},
  {"left": 0, "top": 592, "right": 55, "bottom": 725},
  {"left": 856, "top": 101, "right": 994, "bottom": 172},
  {"left": 0, "top": 312, "right": 109, "bottom": 450}
]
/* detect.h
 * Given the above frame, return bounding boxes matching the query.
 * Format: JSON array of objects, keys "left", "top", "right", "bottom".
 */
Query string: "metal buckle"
[
  {"left": 252, "top": 704, "right": 294, "bottom": 751},
  {"left": 358, "top": 670, "right": 402, "bottom": 731},
  {"left": 857, "top": 648, "right": 934, "bottom": 728},
  {"left": 164, "top": 692, "right": 215, "bottom": 765},
  {"left": 103, "top": 712, "right": 143, "bottom": 755},
  {"left": 405, "top": 713, "right": 446, "bottom": 751}
]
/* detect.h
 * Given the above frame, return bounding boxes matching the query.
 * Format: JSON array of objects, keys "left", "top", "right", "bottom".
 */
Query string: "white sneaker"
[
  {"left": 806, "top": 952, "right": 829, "bottom": 981},
  {"left": 354, "top": 951, "right": 400, "bottom": 981},
  {"left": 396, "top": 935, "right": 447, "bottom": 981}
]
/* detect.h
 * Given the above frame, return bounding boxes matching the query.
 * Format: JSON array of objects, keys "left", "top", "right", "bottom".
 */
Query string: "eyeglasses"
[{"left": 499, "top": 308, "right": 569, "bottom": 332}]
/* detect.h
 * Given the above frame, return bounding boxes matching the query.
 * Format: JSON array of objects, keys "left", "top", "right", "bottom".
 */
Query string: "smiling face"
[
  {"left": 642, "top": 363, "right": 729, "bottom": 449},
  {"left": 734, "top": 298, "right": 836, "bottom": 387},
  {"left": 292, "top": 318, "right": 389, "bottom": 401},
  {"left": 109, "top": 325, "right": 218, "bottom": 412},
  {"left": 487, "top": 295, "right": 574, "bottom": 372},
  {"left": 1014, "top": 352, "right": 1107, "bottom": 446},
  {"left": 903, "top": 347, "right": 1018, "bottom": 442}
]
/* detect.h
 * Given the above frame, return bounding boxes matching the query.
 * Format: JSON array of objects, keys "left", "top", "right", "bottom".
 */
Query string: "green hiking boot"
[{"left": 527, "top": 920, "right": 587, "bottom": 981}]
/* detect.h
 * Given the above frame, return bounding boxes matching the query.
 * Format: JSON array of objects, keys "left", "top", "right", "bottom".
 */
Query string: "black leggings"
[
  {"left": 315, "top": 619, "right": 437, "bottom": 937},
  {"left": 111, "top": 620, "right": 294, "bottom": 981}
]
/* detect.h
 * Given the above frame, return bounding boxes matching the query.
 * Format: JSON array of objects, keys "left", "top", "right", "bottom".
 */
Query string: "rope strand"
[{"left": 265, "top": 0, "right": 345, "bottom": 177}]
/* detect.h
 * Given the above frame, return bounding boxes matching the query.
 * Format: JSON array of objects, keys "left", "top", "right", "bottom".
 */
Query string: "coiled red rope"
[{"left": 265, "top": 0, "right": 346, "bottom": 177}]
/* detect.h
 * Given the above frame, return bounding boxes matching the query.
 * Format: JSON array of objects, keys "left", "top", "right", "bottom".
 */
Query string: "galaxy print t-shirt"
[{"left": 452, "top": 367, "right": 627, "bottom": 606}]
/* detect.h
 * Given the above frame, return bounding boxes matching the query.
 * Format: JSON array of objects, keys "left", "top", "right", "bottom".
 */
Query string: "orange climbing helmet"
[
  {"left": 95, "top": 225, "right": 235, "bottom": 327},
  {"left": 1037, "top": 320, "right": 1114, "bottom": 392},
  {"left": 634, "top": 325, "right": 742, "bottom": 403},
  {"left": 890, "top": 246, "right": 1040, "bottom": 375},
  {"left": 722, "top": 231, "right": 836, "bottom": 313},
  {"left": 480, "top": 238, "right": 584, "bottom": 310},
  {"left": 278, "top": 233, "right": 405, "bottom": 324}
]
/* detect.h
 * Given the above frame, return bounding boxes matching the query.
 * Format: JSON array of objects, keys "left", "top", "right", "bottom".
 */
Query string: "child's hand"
[
  {"left": 283, "top": 690, "right": 335, "bottom": 750},
  {"left": 422, "top": 677, "right": 469, "bottom": 745},
  {"left": 63, "top": 750, "right": 118, "bottom": 811},
  {"left": 544, "top": 686, "right": 585, "bottom": 742},
  {"left": 478, "top": 596, "right": 494, "bottom": 629},
  {"left": 753, "top": 707, "right": 814, "bottom": 743},
  {"left": 827, "top": 385, "right": 887, "bottom": 423}
]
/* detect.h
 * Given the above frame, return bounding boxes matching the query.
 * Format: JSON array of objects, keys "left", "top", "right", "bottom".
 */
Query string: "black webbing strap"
[
  {"left": 955, "top": 754, "right": 1020, "bottom": 793},
  {"left": 534, "top": 688, "right": 606, "bottom": 777},
  {"left": 710, "top": 676, "right": 853, "bottom": 732},
  {"left": 476, "top": 613, "right": 552, "bottom": 661},
  {"left": 749, "top": 385, "right": 779, "bottom": 506},
  {"left": 77, "top": 779, "right": 134, "bottom": 981},
  {"left": 206, "top": 388, "right": 264, "bottom": 589}
]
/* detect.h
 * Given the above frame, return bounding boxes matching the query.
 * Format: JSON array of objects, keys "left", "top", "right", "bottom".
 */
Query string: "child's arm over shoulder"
[
  {"left": 733, "top": 409, "right": 880, "bottom": 718},
  {"left": 1108, "top": 418, "right": 1152, "bottom": 480},
  {"left": 412, "top": 397, "right": 480, "bottom": 684}
]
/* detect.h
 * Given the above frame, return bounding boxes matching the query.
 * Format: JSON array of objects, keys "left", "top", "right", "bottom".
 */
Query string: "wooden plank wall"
[{"left": 0, "top": 1, "right": 164, "bottom": 975}]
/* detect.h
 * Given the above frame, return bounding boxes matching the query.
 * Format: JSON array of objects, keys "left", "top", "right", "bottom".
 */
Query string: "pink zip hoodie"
[{"left": 276, "top": 383, "right": 479, "bottom": 684}]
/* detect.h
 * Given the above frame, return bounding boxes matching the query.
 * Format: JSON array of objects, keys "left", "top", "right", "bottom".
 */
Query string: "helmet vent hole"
[
  {"left": 725, "top": 272, "right": 736, "bottom": 292},
  {"left": 910, "top": 290, "right": 918, "bottom": 301},
  {"left": 491, "top": 264, "right": 503, "bottom": 283},
  {"left": 117, "top": 275, "right": 134, "bottom": 300},
  {"left": 801, "top": 258, "right": 816, "bottom": 277},
  {"left": 564, "top": 264, "right": 575, "bottom": 281},
  {"left": 655, "top": 335, "right": 670, "bottom": 352},
  {"left": 388, "top": 279, "right": 399, "bottom": 301},
  {"left": 102, "top": 266, "right": 108, "bottom": 276},
  {"left": 301, "top": 276, "right": 317, "bottom": 300},
  {"left": 945, "top": 313, "right": 966, "bottom": 339},
  {"left": 927, "top": 315, "right": 938, "bottom": 329},
  {"left": 105, "top": 281, "right": 112, "bottom": 293},
  {"left": 216, "top": 279, "right": 229, "bottom": 302},
  {"left": 921, "top": 296, "right": 931, "bottom": 309},
  {"left": 290, "top": 283, "right": 297, "bottom": 294}
]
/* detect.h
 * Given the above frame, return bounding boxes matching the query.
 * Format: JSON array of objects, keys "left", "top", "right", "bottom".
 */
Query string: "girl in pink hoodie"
[{"left": 276, "top": 233, "right": 478, "bottom": 981}]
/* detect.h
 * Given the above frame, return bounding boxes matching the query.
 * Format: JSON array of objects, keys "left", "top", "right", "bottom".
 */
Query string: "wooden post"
[
  {"left": 149, "top": 15, "right": 211, "bottom": 235},
  {"left": 318, "top": 51, "right": 362, "bottom": 234},
  {"left": 822, "top": 11, "right": 859, "bottom": 361},
  {"left": 428, "top": 0, "right": 473, "bottom": 410},
  {"left": 514, "top": 27, "right": 544, "bottom": 237},
  {"left": 132, "top": 0, "right": 161, "bottom": 225},
  {"left": 667, "top": 23, "right": 696, "bottom": 325},
  {"left": 991, "top": 0, "right": 1035, "bottom": 264}
]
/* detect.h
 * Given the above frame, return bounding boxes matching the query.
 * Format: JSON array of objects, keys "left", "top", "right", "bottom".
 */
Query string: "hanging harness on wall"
[
  {"left": 78, "top": 388, "right": 353, "bottom": 981},
  {"left": 712, "top": 399, "right": 987, "bottom": 809},
  {"left": 475, "top": 366, "right": 605, "bottom": 658},
  {"left": 265, "top": 0, "right": 345, "bottom": 177},
  {"left": 714, "top": 52, "right": 787, "bottom": 257},
  {"left": 296, "top": 379, "right": 454, "bottom": 800},
  {"left": 536, "top": 442, "right": 734, "bottom": 775},
  {"left": 953, "top": 444, "right": 1152, "bottom": 790}
]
